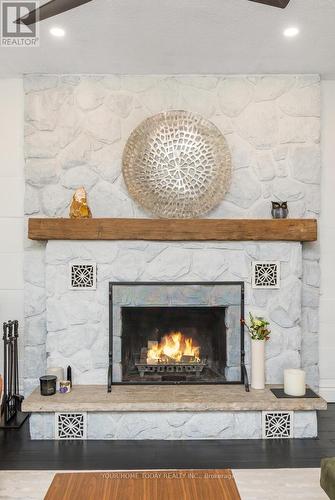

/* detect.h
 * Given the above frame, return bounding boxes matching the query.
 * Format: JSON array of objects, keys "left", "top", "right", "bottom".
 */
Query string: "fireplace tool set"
[{"left": 0, "top": 320, "right": 29, "bottom": 428}]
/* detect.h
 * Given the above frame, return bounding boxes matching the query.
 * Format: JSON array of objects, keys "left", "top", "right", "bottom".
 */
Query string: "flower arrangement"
[{"left": 244, "top": 312, "right": 271, "bottom": 341}]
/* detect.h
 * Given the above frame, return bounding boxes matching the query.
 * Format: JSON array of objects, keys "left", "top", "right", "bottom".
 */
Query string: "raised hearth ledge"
[
  {"left": 28, "top": 218, "right": 317, "bottom": 241},
  {"left": 23, "top": 385, "right": 327, "bottom": 413}
]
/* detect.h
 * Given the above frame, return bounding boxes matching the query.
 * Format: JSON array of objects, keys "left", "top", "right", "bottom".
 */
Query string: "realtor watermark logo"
[{"left": 1, "top": 1, "right": 39, "bottom": 46}]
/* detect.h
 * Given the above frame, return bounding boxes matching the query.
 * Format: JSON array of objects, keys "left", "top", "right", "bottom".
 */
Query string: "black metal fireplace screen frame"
[{"left": 108, "top": 282, "right": 249, "bottom": 392}]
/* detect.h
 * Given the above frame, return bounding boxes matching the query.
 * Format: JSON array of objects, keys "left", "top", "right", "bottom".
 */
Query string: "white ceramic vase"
[{"left": 251, "top": 339, "right": 265, "bottom": 390}]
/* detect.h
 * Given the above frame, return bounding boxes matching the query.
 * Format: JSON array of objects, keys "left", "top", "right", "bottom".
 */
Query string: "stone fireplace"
[
  {"left": 109, "top": 282, "right": 244, "bottom": 387},
  {"left": 22, "top": 74, "right": 323, "bottom": 440},
  {"left": 24, "top": 224, "right": 325, "bottom": 440}
]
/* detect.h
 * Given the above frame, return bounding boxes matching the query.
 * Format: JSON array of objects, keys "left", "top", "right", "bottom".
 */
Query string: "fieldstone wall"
[
  {"left": 29, "top": 410, "right": 318, "bottom": 440},
  {"left": 23, "top": 75, "right": 321, "bottom": 395},
  {"left": 42, "top": 240, "right": 303, "bottom": 387}
]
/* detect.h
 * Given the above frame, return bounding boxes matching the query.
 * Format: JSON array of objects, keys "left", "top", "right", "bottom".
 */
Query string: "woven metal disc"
[{"left": 122, "top": 110, "right": 231, "bottom": 218}]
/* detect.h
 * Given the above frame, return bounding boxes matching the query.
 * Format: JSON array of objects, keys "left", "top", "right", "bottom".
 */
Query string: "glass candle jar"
[
  {"left": 39, "top": 375, "right": 57, "bottom": 396},
  {"left": 46, "top": 367, "right": 64, "bottom": 390},
  {"left": 59, "top": 380, "right": 71, "bottom": 394}
]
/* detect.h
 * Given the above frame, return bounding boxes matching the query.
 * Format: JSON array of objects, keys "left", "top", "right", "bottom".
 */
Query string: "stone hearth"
[{"left": 23, "top": 385, "right": 326, "bottom": 440}]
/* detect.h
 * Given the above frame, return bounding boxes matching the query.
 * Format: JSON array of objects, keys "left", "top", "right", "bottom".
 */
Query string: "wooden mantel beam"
[{"left": 28, "top": 218, "right": 317, "bottom": 242}]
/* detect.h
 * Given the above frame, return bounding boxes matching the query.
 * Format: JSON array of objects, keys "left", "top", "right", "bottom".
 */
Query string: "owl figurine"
[{"left": 271, "top": 201, "right": 288, "bottom": 219}]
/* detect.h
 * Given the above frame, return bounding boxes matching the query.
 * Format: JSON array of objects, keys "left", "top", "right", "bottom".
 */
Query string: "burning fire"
[{"left": 147, "top": 332, "right": 200, "bottom": 364}]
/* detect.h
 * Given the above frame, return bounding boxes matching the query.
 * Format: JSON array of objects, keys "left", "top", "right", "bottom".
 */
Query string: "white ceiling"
[{"left": 1, "top": 0, "right": 335, "bottom": 77}]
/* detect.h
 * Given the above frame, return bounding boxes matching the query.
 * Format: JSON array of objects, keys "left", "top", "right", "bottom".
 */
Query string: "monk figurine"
[{"left": 69, "top": 187, "right": 92, "bottom": 219}]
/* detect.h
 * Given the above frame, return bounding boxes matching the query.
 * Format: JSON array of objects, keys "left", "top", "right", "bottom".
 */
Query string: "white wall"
[
  {"left": 319, "top": 81, "right": 335, "bottom": 401},
  {"left": 0, "top": 79, "right": 24, "bottom": 378}
]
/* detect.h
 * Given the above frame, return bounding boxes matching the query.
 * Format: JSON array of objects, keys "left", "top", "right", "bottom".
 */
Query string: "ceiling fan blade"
[
  {"left": 15, "top": 0, "right": 92, "bottom": 26},
  {"left": 248, "top": 0, "right": 291, "bottom": 7}
]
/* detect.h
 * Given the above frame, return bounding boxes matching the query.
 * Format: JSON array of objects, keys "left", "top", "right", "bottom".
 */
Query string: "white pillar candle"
[
  {"left": 46, "top": 367, "right": 64, "bottom": 390},
  {"left": 284, "top": 369, "right": 306, "bottom": 397}
]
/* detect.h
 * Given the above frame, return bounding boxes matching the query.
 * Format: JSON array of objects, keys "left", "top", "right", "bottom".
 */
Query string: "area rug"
[{"left": 44, "top": 469, "right": 241, "bottom": 500}]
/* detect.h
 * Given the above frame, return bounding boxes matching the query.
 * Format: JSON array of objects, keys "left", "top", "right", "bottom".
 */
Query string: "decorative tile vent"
[
  {"left": 252, "top": 261, "right": 280, "bottom": 289},
  {"left": 262, "top": 411, "right": 293, "bottom": 439},
  {"left": 55, "top": 412, "right": 87, "bottom": 440},
  {"left": 69, "top": 262, "right": 96, "bottom": 290}
]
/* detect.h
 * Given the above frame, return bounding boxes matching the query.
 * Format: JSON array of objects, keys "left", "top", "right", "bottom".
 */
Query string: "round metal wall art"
[{"left": 122, "top": 110, "right": 232, "bottom": 219}]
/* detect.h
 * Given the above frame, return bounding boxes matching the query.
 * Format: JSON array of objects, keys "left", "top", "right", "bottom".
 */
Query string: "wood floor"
[
  {"left": 0, "top": 405, "right": 334, "bottom": 470},
  {"left": 44, "top": 470, "right": 241, "bottom": 500}
]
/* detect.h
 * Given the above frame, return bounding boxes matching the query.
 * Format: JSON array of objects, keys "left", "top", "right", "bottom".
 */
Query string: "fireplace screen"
[{"left": 108, "top": 282, "right": 246, "bottom": 389}]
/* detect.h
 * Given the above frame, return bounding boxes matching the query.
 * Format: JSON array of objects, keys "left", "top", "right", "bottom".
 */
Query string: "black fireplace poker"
[{"left": 0, "top": 320, "right": 29, "bottom": 429}]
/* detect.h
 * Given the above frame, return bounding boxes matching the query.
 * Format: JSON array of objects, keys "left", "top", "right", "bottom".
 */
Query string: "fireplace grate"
[{"left": 135, "top": 361, "right": 207, "bottom": 378}]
